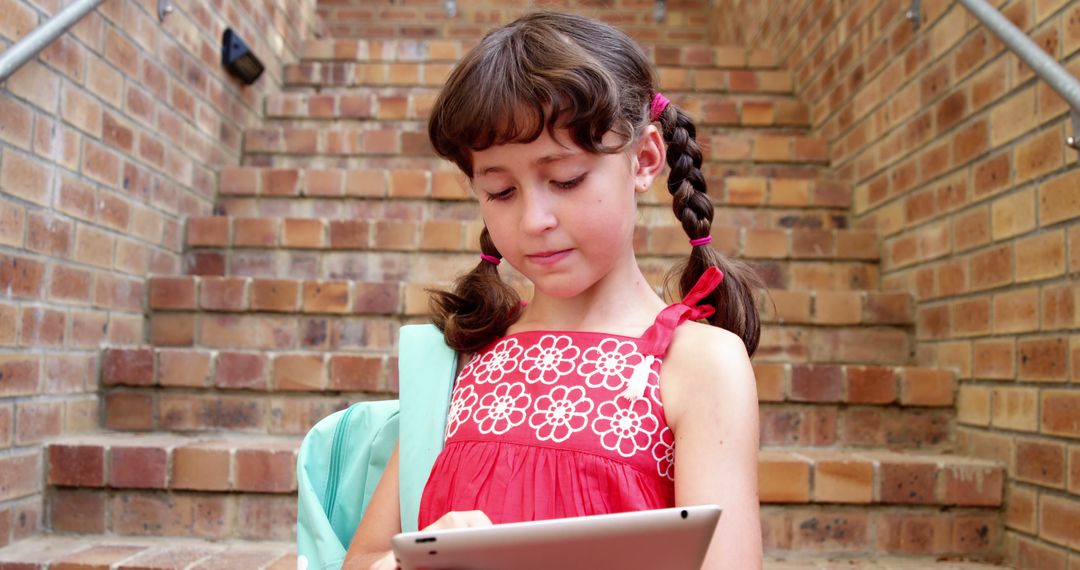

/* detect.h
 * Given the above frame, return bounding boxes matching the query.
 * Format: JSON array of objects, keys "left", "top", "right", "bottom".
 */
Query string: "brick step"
[
  {"left": 183, "top": 216, "right": 878, "bottom": 261},
  {"left": 215, "top": 165, "right": 853, "bottom": 210},
  {"left": 0, "top": 536, "right": 296, "bottom": 569},
  {"left": 241, "top": 127, "right": 829, "bottom": 164},
  {"left": 139, "top": 308, "right": 911, "bottom": 364},
  {"left": 181, "top": 249, "right": 881, "bottom": 293},
  {"left": 216, "top": 198, "right": 850, "bottom": 232},
  {"left": 314, "top": 12, "right": 721, "bottom": 47},
  {"left": 264, "top": 90, "right": 810, "bottom": 128},
  {"left": 45, "top": 433, "right": 999, "bottom": 506},
  {"left": 0, "top": 535, "right": 1008, "bottom": 570},
  {"left": 760, "top": 505, "right": 1003, "bottom": 561},
  {"left": 296, "top": 39, "right": 780, "bottom": 69},
  {"left": 103, "top": 346, "right": 948, "bottom": 407},
  {"left": 146, "top": 275, "right": 911, "bottom": 326}
]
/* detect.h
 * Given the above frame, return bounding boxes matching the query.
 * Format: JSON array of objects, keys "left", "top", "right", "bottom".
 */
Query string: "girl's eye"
[
  {"left": 554, "top": 173, "right": 587, "bottom": 189},
  {"left": 485, "top": 188, "right": 515, "bottom": 202}
]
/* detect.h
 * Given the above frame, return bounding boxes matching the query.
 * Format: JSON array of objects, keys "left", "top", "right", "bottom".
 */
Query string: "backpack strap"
[{"left": 397, "top": 323, "right": 457, "bottom": 533}]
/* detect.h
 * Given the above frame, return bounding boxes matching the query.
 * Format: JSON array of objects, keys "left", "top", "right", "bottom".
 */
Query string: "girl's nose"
[{"left": 519, "top": 188, "right": 558, "bottom": 234}]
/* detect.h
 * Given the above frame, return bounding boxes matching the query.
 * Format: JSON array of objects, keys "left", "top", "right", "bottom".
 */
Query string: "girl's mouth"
[{"left": 526, "top": 249, "right": 573, "bottom": 266}]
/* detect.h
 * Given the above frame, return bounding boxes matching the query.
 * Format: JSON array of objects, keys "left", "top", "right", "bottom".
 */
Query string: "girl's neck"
[{"left": 510, "top": 259, "right": 667, "bottom": 337}]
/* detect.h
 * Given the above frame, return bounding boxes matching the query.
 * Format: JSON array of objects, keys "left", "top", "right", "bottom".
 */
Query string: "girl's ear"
[{"left": 633, "top": 125, "right": 666, "bottom": 194}]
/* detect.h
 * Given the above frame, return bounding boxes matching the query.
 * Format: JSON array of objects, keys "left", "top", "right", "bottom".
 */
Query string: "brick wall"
[
  {"left": 316, "top": 0, "right": 714, "bottom": 43},
  {"left": 759, "top": 0, "right": 1079, "bottom": 565},
  {"left": 0, "top": 0, "right": 319, "bottom": 547},
  {"left": 710, "top": 0, "right": 813, "bottom": 47}
]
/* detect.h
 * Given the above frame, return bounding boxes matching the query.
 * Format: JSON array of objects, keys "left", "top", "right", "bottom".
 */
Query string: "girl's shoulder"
[{"left": 659, "top": 321, "right": 756, "bottom": 427}]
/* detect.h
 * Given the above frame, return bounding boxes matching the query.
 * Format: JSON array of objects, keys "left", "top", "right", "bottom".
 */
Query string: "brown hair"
[{"left": 427, "top": 11, "right": 762, "bottom": 356}]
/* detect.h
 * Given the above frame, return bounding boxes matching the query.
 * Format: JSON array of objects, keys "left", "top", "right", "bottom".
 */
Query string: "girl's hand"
[
  {"left": 367, "top": 551, "right": 398, "bottom": 570},
  {"left": 422, "top": 510, "right": 493, "bottom": 531}
]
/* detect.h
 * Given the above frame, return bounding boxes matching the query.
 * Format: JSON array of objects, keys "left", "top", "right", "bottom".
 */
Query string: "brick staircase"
[{"left": 0, "top": 18, "right": 1013, "bottom": 570}]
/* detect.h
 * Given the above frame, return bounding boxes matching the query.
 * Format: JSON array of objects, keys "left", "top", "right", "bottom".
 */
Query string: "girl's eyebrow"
[{"left": 477, "top": 151, "right": 580, "bottom": 177}]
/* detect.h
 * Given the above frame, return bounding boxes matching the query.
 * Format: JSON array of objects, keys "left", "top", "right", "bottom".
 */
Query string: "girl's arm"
[
  {"left": 664, "top": 324, "right": 762, "bottom": 570},
  {"left": 343, "top": 444, "right": 402, "bottom": 570}
]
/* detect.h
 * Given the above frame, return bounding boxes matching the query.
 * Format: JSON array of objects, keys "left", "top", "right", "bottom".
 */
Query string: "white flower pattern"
[
  {"left": 652, "top": 427, "right": 675, "bottom": 481},
  {"left": 473, "top": 338, "right": 524, "bottom": 384},
  {"left": 590, "top": 397, "right": 659, "bottom": 458},
  {"left": 528, "top": 385, "right": 595, "bottom": 442},
  {"left": 577, "top": 338, "right": 647, "bottom": 391},
  {"left": 448, "top": 332, "right": 675, "bottom": 480},
  {"left": 519, "top": 335, "right": 581, "bottom": 384},
  {"left": 444, "top": 384, "right": 479, "bottom": 439},
  {"left": 473, "top": 381, "right": 532, "bottom": 435}
]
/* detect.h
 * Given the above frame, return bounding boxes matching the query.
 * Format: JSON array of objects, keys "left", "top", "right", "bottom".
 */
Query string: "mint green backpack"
[{"left": 296, "top": 324, "right": 457, "bottom": 570}]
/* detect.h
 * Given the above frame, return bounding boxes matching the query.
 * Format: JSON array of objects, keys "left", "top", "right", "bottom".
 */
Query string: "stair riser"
[
  {"left": 242, "top": 128, "right": 828, "bottom": 164},
  {"left": 145, "top": 276, "right": 910, "bottom": 326},
  {"left": 761, "top": 506, "right": 1003, "bottom": 559},
  {"left": 263, "top": 95, "right": 810, "bottom": 128},
  {"left": 45, "top": 487, "right": 1001, "bottom": 558},
  {"left": 294, "top": 40, "right": 779, "bottom": 69}
]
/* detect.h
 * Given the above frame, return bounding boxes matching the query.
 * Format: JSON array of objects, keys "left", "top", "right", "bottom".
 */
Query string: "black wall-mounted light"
[{"left": 222, "top": 28, "right": 264, "bottom": 85}]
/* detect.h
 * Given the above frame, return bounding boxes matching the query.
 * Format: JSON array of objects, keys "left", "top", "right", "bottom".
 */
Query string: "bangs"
[{"left": 428, "top": 21, "right": 636, "bottom": 178}]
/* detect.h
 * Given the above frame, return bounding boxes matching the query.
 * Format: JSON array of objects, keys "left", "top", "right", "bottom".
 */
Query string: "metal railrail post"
[
  {"left": 957, "top": 0, "right": 1080, "bottom": 155},
  {"left": 0, "top": 0, "right": 105, "bottom": 82}
]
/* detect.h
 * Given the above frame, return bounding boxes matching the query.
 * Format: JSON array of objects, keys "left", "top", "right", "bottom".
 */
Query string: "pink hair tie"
[
  {"left": 689, "top": 236, "right": 712, "bottom": 247},
  {"left": 650, "top": 92, "right": 670, "bottom": 121},
  {"left": 479, "top": 253, "right": 501, "bottom": 266}
]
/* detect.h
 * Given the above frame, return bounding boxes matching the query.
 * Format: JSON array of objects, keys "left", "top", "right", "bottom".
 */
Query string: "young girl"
[{"left": 345, "top": 11, "right": 762, "bottom": 569}]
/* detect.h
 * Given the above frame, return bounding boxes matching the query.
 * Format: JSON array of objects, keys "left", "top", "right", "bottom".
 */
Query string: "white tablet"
[{"left": 390, "top": 505, "right": 721, "bottom": 570}]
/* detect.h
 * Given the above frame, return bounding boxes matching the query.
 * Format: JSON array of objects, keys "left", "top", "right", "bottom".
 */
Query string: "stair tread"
[
  {"left": 0, "top": 536, "right": 295, "bottom": 569},
  {"left": 47, "top": 431, "right": 1002, "bottom": 506},
  {"left": 0, "top": 536, "right": 1008, "bottom": 568}
]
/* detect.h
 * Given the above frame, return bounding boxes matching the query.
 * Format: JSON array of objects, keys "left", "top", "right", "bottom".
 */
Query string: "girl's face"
[{"left": 470, "top": 126, "right": 664, "bottom": 298}]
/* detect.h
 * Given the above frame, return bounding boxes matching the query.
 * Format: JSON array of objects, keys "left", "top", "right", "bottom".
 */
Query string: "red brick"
[
  {"left": 758, "top": 454, "right": 810, "bottom": 503},
  {"left": 158, "top": 349, "right": 211, "bottom": 388},
  {"left": 0, "top": 254, "right": 46, "bottom": 299},
  {"left": 26, "top": 212, "right": 73, "bottom": 257},
  {"left": 200, "top": 277, "right": 248, "bottom": 311},
  {"left": 974, "top": 340, "right": 1015, "bottom": 380},
  {"left": 1039, "top": 168, "right": 1080, "bottom": 226},
  {"left": 282, "top": 219, "right": 325, "bottom": 248},
  {"left": 273, "top": 354, "right": 326, "bottom": 391},
  {"left": 993, "top": 287, "right": 1040, "bottom": 333},
  {"left": 329, "top": 355, "right": 383, "bottom": 392},
  {"left": 845, "top": 366, "right": 897, "bottom": 404},
  {"left": 149, "top": 277, "right": 197, "bottom": 310},
  {"left": 1016, "top": 440, "right": 1065, "bottom": 487},
  {"left": 110, "top": 446, "right": 167, "bottom": 489},
  {"left": 1015, "top": 230, "right": 1065, "bottom": 282},
  {"left": 0, "top": 355, "right": 39, "bottom": 397},
  {"left": 235, "top": 448, "right": 296, "bottom": 493},
  {"left": 265, "top": 169, "right": 300, "bottom": 196},
  {"left": 219, "top": 167, "right": 258, "bottom": 195},
  {"left": 1042, "top": 390, "right": 1080, "bottom": 438},
  {"left": 150, "top": 313, "right": 195, "bottom": 346},
  {"left": 102, "top": 348, "right": 153, "bottom": 386},
  {"left": 14, "top": 401, "right": 62, "bottom": 445},
  {"left": 234, "top": 218, "right": 279, "bottom": 247},
  {"left": 49, "top": 444, "right": 105, "bottom": 487},
  {"left": 879, "top": 459, "right": 937, "bottom": 504},
  {"left": 304, "top": 281, "right": 350, "bottom": 314},
  {"left": 50, "top": 489, "right": 106, "bottom": 534},
  {"left": 1038, "top": 494, "right": 1080, "bottom": 549},
  {"left": 104, "top": 391, "right": 154, "bottom": 431},
  {"left": 1018, "top": 336, "right": 1068, "bottom": 381},
  {"left": 215, "top": 352, "right": 269, "bottom": 390},
  {"left": 252, "top": 279, "right": 300, "bottom": 312},
  {"left": 186, "top": 217, "right": 229, "bottom": 247},
  {"left": 970, "top": 245, "right": 1013, "bottom": 291},
  {"left": 790, "top": 365, "right": 843, "bottom": 402},
  {"left": 813, "top": 457, "right": 874, "bottom": 503},
  {"left": 1042, "top": 282, "right": 1077, "bottom": 330},
  {"left": 172, "top": 444, "right": 230, "bottom": 491}
]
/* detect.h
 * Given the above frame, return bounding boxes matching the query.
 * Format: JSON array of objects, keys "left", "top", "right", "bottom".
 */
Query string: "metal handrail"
[
  {"left": 0, "top": 0, "right": 104, "bottom": 82},
  {"left": 956, "top": 0, "right": 1080, "bottom": 153}
]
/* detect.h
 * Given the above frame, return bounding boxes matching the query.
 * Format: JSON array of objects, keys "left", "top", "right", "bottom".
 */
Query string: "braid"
[
  {"left": 428, "top": 226, "right": 524, "bottom": 353},
  {"left": 656, "top": 102, "right": 763, "bottom": 356}
]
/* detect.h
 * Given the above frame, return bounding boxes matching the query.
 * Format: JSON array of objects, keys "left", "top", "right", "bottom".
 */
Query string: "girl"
[{"left": 345, "top": 11, "right": 763, "bottom": 569}]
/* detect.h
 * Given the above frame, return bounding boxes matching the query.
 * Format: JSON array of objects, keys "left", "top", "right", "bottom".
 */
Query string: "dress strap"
[{"left": 638, "top": 267, "right": 724, "bottom": 357}]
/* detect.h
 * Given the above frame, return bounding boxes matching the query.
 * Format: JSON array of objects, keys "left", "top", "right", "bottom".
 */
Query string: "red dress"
[{"left": 417, "top": 268, "right": 724, "bottom": 528}]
